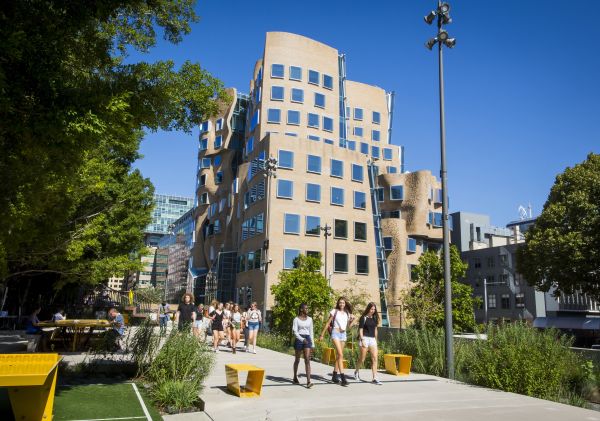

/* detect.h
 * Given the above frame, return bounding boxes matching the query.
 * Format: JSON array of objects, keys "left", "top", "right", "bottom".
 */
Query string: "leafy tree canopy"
[
  {"left": 517, "top": 153, "right": 600, "bottom": 298},
  {"left": 0, "top": 1, "right": 227, "bottom": 288}
]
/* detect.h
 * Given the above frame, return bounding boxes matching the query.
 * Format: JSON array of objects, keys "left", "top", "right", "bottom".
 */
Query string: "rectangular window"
[
  {"left": 351, "top": 164, "right": 364, "bottom": 182},
  {"left": 383, "top": 237, "right": 393, "bottom": 251},
  {"left": 354, "top": 191, "right": 367, "bottom": 209},
  {"left": 372, "top": 130, "right": 381, "bottom": 142},
  {"left": 271, "top": 86, "right": 284, "bottom": 101},
  {"left": 199, "top": 138, "right": 208, "bottom": 151},
  {"left": 267, "top": 108, "right": 281, "bottom": 123},
  {"left": 323, "top": 74, "right": 333, "bottom": 90},
  {"left": 354, "top": 222, "right": 367, "bottom": 241},
  {"left": 324, "top": 138, "right": 334, "bottom": 145},
  {"left": 360, "top": 142, "right": 369, "bottom": 155},
  {"left": 308, "top": 135, "right": 320, "bottom": 142},
  {"left": 331, "top": 187, "right": 344, "bottom": 206},
  {"left": 473, "top": 258, "right": 481, "bottom": 268},
  {"left": 356, "top": 255, "right": 369, "bottom": 275},
  {"left": 376, "top": 187, "right": 384, "bottom": 202},
  {"left": 308, "top": 70, "right": 319, "bottom": 85},
  {"left": 306, "top": 183, "right": 321, "bottom": 202},
  {"left": 308, "top": 113, "right": 320, "bottom": 128},
  {"left": 247, "top": 251, "right": 255, "bottom": 270},
  {"left": 254, "top": 249, "right": 262, "bottom": 270},
  {"left": 284, "top": 249, "right": 301, "bottom": 269},
  {"left": 201, "top": 158, "right": 211, "bottom": 169},
  {"left": 487, "top": 256, "right": 495, "bottom": 268},
  {"left": 501, "top": 294, "right": 510, "bottom": 309},
  {"left": 500, "top": 254, "right": 508, "bottom": 265},
  {"left": 390, "top": 185, "right": 404, "bottom": 200},
  {"left": 382, "top": 210, "right": 401, "bottom": 219},
  {"left": 347, "top": 140, "right": 356, "bottom": 151},
  {"left": 271, "top": 63, "right": 284, "bottom": 78},
  {"left": 284, "top": 213, "right": 300, "bottom": 234},
  {"left": 287, "top": 110, "right": 300, "bottom": 125},
  {"left": 372, "top": 111, "right": 381, "bottom": 124},
  {"left": 488, "top": 294, "right": 497, "bottom": 309},
  {"left": 290, "top": 66, "right": 302, "bottom": 81},
  {"left": 371, "top": 146, "right": 380, "bottom": 159},
  {"left": 383, "top": 148, "right": 393, "bottom": 160},
  {"left": 407, "top": 238, "right": 417, "bottom": 253},
  {"left": 278, "top": 150, "right": 294, "bottom": 169},
  {"left": 323, "top": 116, "right": 334, "bottom": 132},
  {"left": 387, "top": 166, "right": 398, "bottom": 174},
  {"left": 199, "top": 174, "right": 206, "bottom": 186},
  {"left": 277, "top": 179, "right": 293, "bottom": 199},
  {"left": 305, "top": 216, "right": 321, "bottom": 236},
  {"left": 334, "top": 219, "right": 347, "bottom": 239},
  {"left": 285, "top": 132, "right": 298, "bottom": 137},
  {"left": 307, "top": 155, "right": 321, "bottom": 174},
  {"left": 334, "top": 253, "right": 348, "bottom": 273},
  {"left": 246, "top": 136, "right": 254, "bottom": 155},
  {"left": 354, "top": 108, "right": 363, "bottom": 121},
  {"left": 291, "top": 88, "right": 304, "bottom": 103},
  {"left": 214, "top": 135, "right": 223, "bottom": 149},
  {"left": 330, "top": 159, "right": 343, "bottom": 178},
  {"left": 314, "top": 93, "right": 325, "bottom": 108},
  {"left": 353, "top": 126, "right": 364, "bottom": 137},
  {"left": 200, "top": 120, "right": 210, "bottom": 133},
  {"left": 515, "top": 293, "right": 525, "bottom": 308},
  {"left": 306, "top": 251, "right": 320, "bottom": 259},
  {"left": 215, "top": 171, "right": 223, "bottom": 184}
]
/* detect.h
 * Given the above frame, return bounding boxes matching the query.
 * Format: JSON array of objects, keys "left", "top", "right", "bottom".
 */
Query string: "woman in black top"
[
  {"left": 354, "top": 302, "right": 382, "bottom": 385},
  {"left": 209, "top": 302, "right": 224, "bottom": 352},
  {"left": 176, "top": 293, "right": 197, "bottom": 332}
]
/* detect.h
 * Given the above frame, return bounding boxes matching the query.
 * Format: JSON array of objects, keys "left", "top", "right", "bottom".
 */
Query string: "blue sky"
[{"left": 132, "top": 0, "right": 599, "bottom": 226}]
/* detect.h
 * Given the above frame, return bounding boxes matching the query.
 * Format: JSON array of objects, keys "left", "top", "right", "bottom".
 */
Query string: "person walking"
[
  {"left": 241, "top": 305, "right": 250, "bottom": 351},
  {"left": 158, "top": 301, "right": 170, "bottom": 334},
  {"left": 229, "top": 304, "right": 242, "bottom": 353},
  {"left": 246, "top": 302, "right": 262, "bottom": 354},
  {"left": 354, "top": 302, "right": 382, "bottom": 385},
  {"left": 209, "top": 302, "right": 224, "bottom": 352},
  {"left": 222, "top": 302, "right": 232, "bottom": 347},
  {"left": 319, "top": 296, "right": 355, "bottom": 386},
  {"left": 193, "top": 303, "right": 205, "bottom": 340},
  {"left": 292, "top": 303, "right": 314, "bottom": 388},
  {"left": 175, "top": 293, "right": 196, "bottom": 332}
]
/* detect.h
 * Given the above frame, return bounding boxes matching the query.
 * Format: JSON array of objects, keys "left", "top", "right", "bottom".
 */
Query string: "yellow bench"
[
  {"left": 0, "top": 353, "right": 62, "bottom": 420},
  {"left": 384, "top": 354, "right": 412, "bottom": 376},
  {"left": 225, "top": 364, "right": 265, "bottom": 398},
  {"left": 321, "top": 347, "right": 348, "bottom": 368}
]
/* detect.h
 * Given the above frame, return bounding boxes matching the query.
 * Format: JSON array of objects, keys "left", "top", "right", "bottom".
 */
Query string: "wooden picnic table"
[{"left": 36, "top": 319, "right": 111, "bottom": 352}]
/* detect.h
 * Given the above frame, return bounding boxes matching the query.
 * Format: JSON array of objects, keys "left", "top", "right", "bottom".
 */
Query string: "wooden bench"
[
  {"left": 383, "top": 353, "right": 412, "bottom": 376},
  {"left": 0, "top": 353, "right": 62, "bottom": 420},
  {"left": 225, "top": 364, "right": 265, "bottom": 397}
]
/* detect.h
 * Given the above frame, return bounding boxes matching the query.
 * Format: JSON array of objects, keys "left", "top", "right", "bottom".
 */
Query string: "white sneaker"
[
  {"left": 252, "top": 349, "right": 257, "bottom": 354},
  {"left": 353, "top": 369, "right": 361, "bottom": 381},
  {"left": 372, "top": 379, "right": 382, "bottom": 385}
]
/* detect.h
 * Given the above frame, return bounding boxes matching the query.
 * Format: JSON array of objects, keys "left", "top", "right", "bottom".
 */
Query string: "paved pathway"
[{"left": 174, "top": 345, "right": 600, "bottom": 421}]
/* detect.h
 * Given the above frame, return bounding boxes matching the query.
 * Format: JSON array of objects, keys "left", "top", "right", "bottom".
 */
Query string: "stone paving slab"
[{"left": 193, "top": 345, "right": 600, "bottom": 421}]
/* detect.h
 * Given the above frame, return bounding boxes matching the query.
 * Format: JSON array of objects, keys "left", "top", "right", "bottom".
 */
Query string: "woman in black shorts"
[
  {"left": 292, "top": 303, "right": 314, "bottom": 388},
  {"left": 354, "top": 302, "right": 382, "bottom": 385},
  {"left": 209, "top": 302, "right": 224, "bottom": 352}
]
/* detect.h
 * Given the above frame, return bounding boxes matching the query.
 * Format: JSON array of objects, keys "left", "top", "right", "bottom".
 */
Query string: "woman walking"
[
  {"left": 292, "top": 303, "right": 314, "bottom": 388},
  {"left": 175, "top": 293, "right": 196, "bottom": 332},
  {"left": 229, "top": 304, "right": 242, "bottom": 353},
  {"left": 242, "top": 305, "right": 250, "bottom": 351},
  {"left": 222, "top": 302, "right": 232, "bottom": 347},
  {"left": 319, "top": 297, "right": 355, "bottom": 386},
  {"left": 209, "top": 302, "right": 224, "bottom": 352},
  {"left": 192, "top": 303, "right": 205, "bottom": 340},
  {"left": 246, "top": 302, "right": 262, "bottom": 354},
  {"left": 354, "top": 302, "right": 382, "bottom": 385}
]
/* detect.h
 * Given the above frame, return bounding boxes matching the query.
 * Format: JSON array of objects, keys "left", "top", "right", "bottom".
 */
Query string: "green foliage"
[
  {"left": 150, "top": 380, "right": 201, "bottom": 413},
  {"left": 517, "top": 153, "right": 600, "bottom": 298},
  {"left": 130, "top": 319, "right": 161, "bottom": 376},
  {"left": 134, "top": 287, "right": 164, "bottom": 305},
  {"left": 334, "top": 279, "right": 371, "bottom": 315},
  {"left": 402, "top": 246, "right": 479, "bottom": 332},
  {"left": 0, "top": 1, "right": 227, "bottom": 288},
  {"left": 256, "top": 332, "right": 294, "bottom": 355},
  {"left": 270, "top": 255, "right": 334, "bottom": 335}
]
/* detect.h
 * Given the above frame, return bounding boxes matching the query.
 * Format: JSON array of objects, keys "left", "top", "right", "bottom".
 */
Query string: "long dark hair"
[
  {"left": 298, "top": 303, "right": 308, "bottom": 316},
  {"left": 361, "top": 302, "right": 379, "bottom": 325},
  {"left": 335, "top": 296, "right": 352, "bottom": 314}
]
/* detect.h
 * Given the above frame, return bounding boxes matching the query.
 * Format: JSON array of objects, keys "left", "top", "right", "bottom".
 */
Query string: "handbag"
[{"left": 327, "top": 310, "right": 338, "bottom": 335}]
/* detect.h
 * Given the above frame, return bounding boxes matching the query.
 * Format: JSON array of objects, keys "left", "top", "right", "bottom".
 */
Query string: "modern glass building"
[{"left": 145, "top": 194, "right": 194, "bottom": 246}]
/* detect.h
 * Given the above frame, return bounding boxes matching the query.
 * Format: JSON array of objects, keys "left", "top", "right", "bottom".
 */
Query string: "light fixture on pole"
[
  {"left": 320, "top": 223, "right": 332, "bottom": 286},
  {"left": 424, "top": 0, "right": 457, "bottom": 380},
  {"left": 262, "top": 155, "right": 277, "bottom": 324}
]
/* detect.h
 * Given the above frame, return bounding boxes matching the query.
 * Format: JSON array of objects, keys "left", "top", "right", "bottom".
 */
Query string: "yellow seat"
[
  {"left": 321, "top": 347, "right": 348, "bottom": 367},
  {"left": 384, "top": 354, "right": 412, "bottom": 376},
  {"left": 225, "top": 364, "right": 265, "bottom": 398},
  {"left": 0, "top": 353, "right": 62, "bottom": 420}
]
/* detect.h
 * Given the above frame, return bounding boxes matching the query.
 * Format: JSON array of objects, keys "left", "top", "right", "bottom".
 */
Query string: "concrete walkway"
[{"left": 174, "top": 345, "right": 600, "bottom": 421}]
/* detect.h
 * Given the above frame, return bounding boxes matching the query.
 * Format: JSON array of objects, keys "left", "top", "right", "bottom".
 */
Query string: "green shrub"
[
  {"left": 256, "top": 332, "right": 294, "bottom": 355},
  {"left": 130, "top": 319, "right": 161, "bottom": 376},
  {"left": 150, "top": 379, "right": 201, "bottom": 413}
]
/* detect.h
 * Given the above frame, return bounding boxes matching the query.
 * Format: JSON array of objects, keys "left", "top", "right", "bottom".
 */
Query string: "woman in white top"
[
  {"left": 222, "top": 302, "right": 232, "bottom": 347},
  {"left": 229, "top": 303, "right": 242, "bottom": 354},
  {"left": 246, "top": 302, "right": 262, "bottom": 353},
  {"left": 319, "top": 296, "right": 355, "bottom": 386},
  {"left": 292, "top": 303, "right": 314, "bottom": 388}
]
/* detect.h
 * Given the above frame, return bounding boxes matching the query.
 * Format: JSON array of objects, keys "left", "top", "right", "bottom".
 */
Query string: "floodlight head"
[
  {"left": 440, "top": 3, "right": 450, "bottom": 14},
  {"left": 444, "top": 38, "right": 456, "bottom": 48},
  {"left": 425, "top": 38, "right": 437, "bottom": 50},
  {"left": 438, "top": 30, "right": 449, "bottom": 41},
  {"left": 424, "top": 11, "right": 436, "bottom": 25},
  {"left": 442, "top": 14, "right": 452, "bottom": 24}
]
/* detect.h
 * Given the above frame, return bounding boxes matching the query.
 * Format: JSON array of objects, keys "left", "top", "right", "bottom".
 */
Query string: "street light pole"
[
  {"left": 320, "top": 223, "right": 332, "bottom": 286},
  {"left": 424, "top": 0, "right": 456, "bottom": 380},
  {"left": 262, "top": 156, "right": 278, "bottom": 325}
]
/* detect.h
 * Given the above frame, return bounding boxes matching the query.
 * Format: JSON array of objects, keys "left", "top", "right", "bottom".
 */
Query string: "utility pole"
[
  {"left": 262, "top": 156, "right": 277, "bottom": 325},
  {"left": 320, "top": 223, "right": 332, "bottom": 286}
]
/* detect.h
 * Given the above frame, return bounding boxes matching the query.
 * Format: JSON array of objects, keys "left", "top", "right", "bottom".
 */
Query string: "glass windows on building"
[
  {"left": 291, "top": 88, "right": 304, "bottom": 103},
  {"left": 334, "top": 253, "right": 348, "bottom": 273},
  {"left": 407, "top": 237, "right": 417, "bottom": 253},
  {"left": 308, "top": 70, "right": 319, "bottom": 85},
  {"left": 323, "top": 116, "right": 334, "bottom": 132},
  {"left": 267, "top": 108, "right": 281, "bottom": 123},
  {"left": 307, "top": 155, "right": 322, "bottom": 174},
  {"left": 356, "top": 255, "right": 369, "bottom": 274},
  {"left": 216, "top": 118, "right": 223, "bottom": 131},
  {"left": 516, "top": 293, "right": 525, "bottom": 308},
  {"left": 314, "top": 93, "right": 325, "bottom": 108},
  {"left": 199, "top": 138, "right": 208, "bottom": 151},
  {"left": 215, "top": 171, "right": 223, "bottom": 184},
  {"left": 199, "top": 174, "right": 206, "bottom": 186},
  {"left": 308, "top": 135, "right": 320, "bottom": 142},
  {"left": 241, "top": 213, "right": 264, "bottom": 241},
  {"left": 250, "top": 109, "right": 260, "bottom": 131},
  {"left": 331, "top": 187, "right": 344, "bottom": 206},
  {"left": 305, "top": 216, "right": 320, "bottom": 236},
  {"left": 308, "top": 113, "right": 319, "bottom": 128},
  {"left": 284, "top": 213, "right": 300, "bottom": 234},
  {"left": 387, "top": 166, "right": 398, "bottom": 174},
  {"left": 381, "top": 210, "right": 401, "bottom": 219},
  {"left": 201, "top": 158, "right": 211, "bottom": 169},
  {"left": 246, "top": 137, "right": 254, "bottom": 155},
  {"left": 334, "top": 219, "right": 347, "bottom": 238},
  {"left": 372, "top": 111, "right": 381, "bottom": 124},
  {"left": 277, "top": 179, "right": 293, "bottom": 199},
  {"left": 290, "top": 66, "right": 302, "bottom": 81},
  {"left": 278, "top": 150, "right": 294, "bottom": 169},
  {"left": 271, "top": 86, "right": 284, "bottom": 101},
  {"left": 354, "top": 107, "right": 363, "bottom": 121},
  {"left": 271, "top": 63, "right": 284, "bottom": 78},
  {"left": 214, "top": 155, "right": 222, "bottom": 167},
  {"left": 324, "top": 138, "right": 334, "bottom": 145},
  {"left": 354, "top": 222, "right": 367, "bottom": 241},
  {"left": 306, "top": 250, "right": 320, "bottom": 259},
  {"left": 200, "top": 120, "right": 210, "bottom": 133},
  {"left": 351, "top": 164, "right": 364, "bottom": 182},
  {"left": 360, "top": 142, "right": 369, "bottom": 155},
  {"left": 306, "top": 183, "right": 321, "bottom": 202},
  {"left": 487, "top": 294, "right": 497, "bottom": 309},
  {"left": 501, "top": 294, "right": 510, "bottom": 309},
  {"left": 390, "top": 185, "right": 404, "bottom": 200},
  {"left": 330, "top": 159, "right": 343, "bottom": 178},
  {"left": 372, "top": 130, "right": 380, "bottom": 142},
  {"left": 353, "top": 127, "right": 363, "bottom": 137},
  {"left": 284, "top": 249, "right": 301, "bottom": 269},
  {"left": 428, "top": 211, "right": 443, "bottom": 227},
  {"left": 347, "top": 140, "right": 356, "bottom": 151},
  {"left": 354, "top": 191, "right": 367, "bottom": 209},
  {"left": 375, "top": 187, "right": 384, "bottom": 201},
  {"left": 214, "top": 135, "right": 223, "bottom": 149},
  {"left": 383, "top": 148, "right": 393, "bottom": 160},
  {"left": 371, "top": 146, "right": 380, "bottom": 159},
  {"left": 383, "top": 236, "right": 393, "bottom": 251},
  {"left": 323, "top": 74, "right": 333, "bottom": 90},
  {"left": 287, "top": 110, "right": 301, "bottom": 125}
]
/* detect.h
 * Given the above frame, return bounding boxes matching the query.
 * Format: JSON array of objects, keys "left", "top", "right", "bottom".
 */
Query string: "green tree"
[
  {"left": 270, "top": 255, "right": 333, "bottom": 335},
  {"left": 403, "top": 246, "right": 478, "bottom": 332},
  {"left": 517, "top": 153, "right": 600, "bottom": 298},
  {"left": 334, "top": 279, "right": 371, "bottom": 316},
  {"left": 0, "top": 1, "right": 227, "bottom": 290}
]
